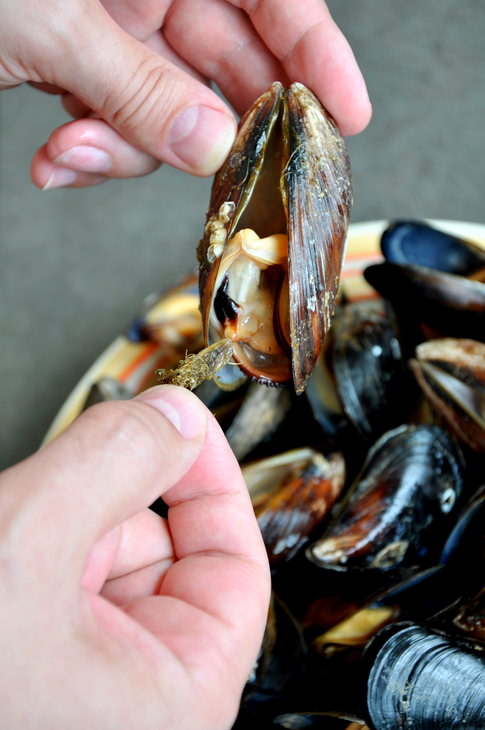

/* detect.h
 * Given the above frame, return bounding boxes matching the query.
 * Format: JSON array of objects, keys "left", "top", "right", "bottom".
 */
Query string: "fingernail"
[
  {"left": 42, "top": 166, "right": 79, "bottom": 190},
  {"left": 136, "top": 386, "right": 207, "bottom": 440},
  {"left": 168, "top": 106, "right": 236, "bottom": 175},
  {"left": 53, "top": 145, "right": 112, "bottom": 173}
]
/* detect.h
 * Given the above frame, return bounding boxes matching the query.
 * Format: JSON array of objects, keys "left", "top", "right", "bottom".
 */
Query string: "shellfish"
[
  {"left": 363, "top": 622, "right": 485, "bottom": 729},
  {"left": 409, "top": 338, "right": 485, "bottom": 453},
  {"left": 380, "top": 220, "right": 485, "bottom": 276},
  {"left": 307, "top": 424, "right": 465, "bottom": 571},
  {"left": 197, "top": 82, "right": 352, "bottom": 394}
]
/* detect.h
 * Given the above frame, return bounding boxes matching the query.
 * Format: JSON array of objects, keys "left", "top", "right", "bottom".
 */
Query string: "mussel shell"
[
  {"left": 224, "top": 382, "right": 293, "bottom": 462},
  {"left": 380, "top": 220, "right": 485, "bottom": 276},
  {"left": 364, "top": 261, "right": 485, "bottom": 341},
  {"left": 307, "top": 425, "right": 465, "bottom": 571},
  {"left": 285, "top": 84, "right": 352, "bottom": 392},
  {"left": 240, "top": 593, "right": 307, "bottom": 713},
  {"left": 81, "top": 376, "right": 133, "bottom": 411},
  {"left": 330, "top": 300, "right": 411, "bottom": 442},
  {"left": 363, "top": 622, "right": 485, "bottom": 729},
  {"left": 243, "top": 448, "right": 346, "bottom": 565},
  {"left": 198, "top": 82, "right": 352, "bottom": 393},
  {"left": 126, "top": 274, "right": 201, "bottom": 345},
  {"left": 410, "top": 338, "right": 485, "bottom": 452}
]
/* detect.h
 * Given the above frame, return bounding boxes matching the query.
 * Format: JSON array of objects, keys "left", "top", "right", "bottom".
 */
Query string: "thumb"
[
  {"left": 50, "top": 3, "right": 237, "bottom": 176},
  {"left": 0, "top": 386, "right": 208, "bottom": 584}
]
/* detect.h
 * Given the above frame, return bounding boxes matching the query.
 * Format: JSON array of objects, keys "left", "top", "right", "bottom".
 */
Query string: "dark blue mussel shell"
[
  {"left": 362, "top": 622, "right": 485, "bottom": 729},
  {"left": 307, "top": 424, "right": 465, "bottom": 572},
  {"left": 380, "top": 220, "right": 485, "bottom": 276},
  {"left": 363, "top": 261, "right": 485, "bottom": 341}
]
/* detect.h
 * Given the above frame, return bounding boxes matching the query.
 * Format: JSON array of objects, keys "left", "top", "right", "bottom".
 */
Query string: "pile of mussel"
[
  {"left": 225, "top": 219, "right": 485, "bottom": 730},
  {"left": 124, "top": 217, "right": 485, "bottom": 729},
  {"left": 81, "top": 84, "right": 485, "bottom": 728}
]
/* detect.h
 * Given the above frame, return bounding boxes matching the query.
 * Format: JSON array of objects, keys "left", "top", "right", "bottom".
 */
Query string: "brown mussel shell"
[
  {"left": 243, "top": 448, "right": 346, "bottom": 565},
  {"left": 410, "top": 338, "right": 485, "bottom": 453},
  {"left": 198, "top": 82, "right": 352, "bottom": 394}
]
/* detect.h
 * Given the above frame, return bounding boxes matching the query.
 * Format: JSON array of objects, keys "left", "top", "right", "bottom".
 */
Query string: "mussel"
[
  {"left": 409, "top": 338, "right": 485, "bottom": 453},
  {"left": 364, "top": 261, "right": 485, "bottom": 341},
  {"left": 330, "top": 299, "right": 411, "bottom": 443},
  {"left": 243, "top": 448, "right": 346, "bottom": 565},
  {"left": 363, "top": 622, "right": 485, "bottom": 729},
  {"left": 307, "top": 425, "right": 465, "bottom": 571},
  {"left": 127, "top": 274, "right": 201, "bottom": 348},
  {"left": 380, "top": 220, "right": 485, "bottom": 276},
  {"left": 198, "top": 82, "right": 352, "bottom": 394}
]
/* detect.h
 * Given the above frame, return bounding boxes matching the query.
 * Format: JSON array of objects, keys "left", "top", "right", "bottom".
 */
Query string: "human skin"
[
  {"left": 0, "top": 386, "right": 271, "bottom": 729},
  {"left": 0, "top": 4, "right": 369, "bottom": 725},
  {"left": 0, "top": 0, "right": 371, "bottom": 187}
]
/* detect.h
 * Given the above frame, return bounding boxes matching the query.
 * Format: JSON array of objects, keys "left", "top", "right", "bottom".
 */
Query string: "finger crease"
[
  {"left": 108, "top": 61, "right": 168, "bottom": 130},
  {"left": 166, "top": 488, "right": 242, "bottom": 509}
]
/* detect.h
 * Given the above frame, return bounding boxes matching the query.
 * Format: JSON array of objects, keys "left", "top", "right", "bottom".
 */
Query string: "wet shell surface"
[
  {"left": 197, "top": 82, "right": 352, "bottom": 394},
  {"left": 307, "top": 424, "right": 464, "bottom": 571},
  {"left": 364, "top": 623, "right": 485, "bottom": 729},
  {"left": 380, "top": 219, "right": 485, "bottom": 276}
]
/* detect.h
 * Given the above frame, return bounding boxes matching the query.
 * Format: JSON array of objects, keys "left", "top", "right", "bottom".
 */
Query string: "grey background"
[{"left": 1, "top": 0, "right": 484, "bottom": 469}]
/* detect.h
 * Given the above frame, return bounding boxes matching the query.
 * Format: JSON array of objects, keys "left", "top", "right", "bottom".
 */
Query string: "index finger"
[{"left": 229, "top": 0, "right": 371, "bottom": 134}]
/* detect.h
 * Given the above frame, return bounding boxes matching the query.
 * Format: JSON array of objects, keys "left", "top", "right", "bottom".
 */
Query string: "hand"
[
  {"left": 0, "top": 0, "right": 371, "bottom": 188},
  {"left": 0, "top": 386, "right": 270, "bottom": 729}
]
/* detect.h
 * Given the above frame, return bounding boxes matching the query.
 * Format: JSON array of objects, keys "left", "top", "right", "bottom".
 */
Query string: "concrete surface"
[{"left": 1, "top": 0, "right": 484, "bottom": 468}]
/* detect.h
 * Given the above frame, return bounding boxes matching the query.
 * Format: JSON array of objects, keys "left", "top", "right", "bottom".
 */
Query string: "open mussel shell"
[
  {"left": 198, "top": 82, "right": 352, "bottom": 394},
  {"left": 362, "top": 622, "right": 485, "bottom": 729},
  {"left": 380, "top": 220, "right": 485, "bottom": 276},
  {"left": 307, "top": 424, "right": 464, "bottom": 572},
  {"left": 409, "top": 338, "right": 485, "bottom": 452},
  {"left": 364, "top": 261, "right": 485, "bottom": 341},
  {"left": 243, "top": 448, "right": 346, "bottom": 565}
]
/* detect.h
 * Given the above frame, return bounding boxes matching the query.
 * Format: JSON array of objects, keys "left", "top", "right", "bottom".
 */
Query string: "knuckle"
[{"left": 105, "top": 57, "right": 173, "bottom": 136}]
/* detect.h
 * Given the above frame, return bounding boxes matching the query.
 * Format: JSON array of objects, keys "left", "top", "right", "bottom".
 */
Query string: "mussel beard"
[{"left": 210, "top": 229, "right": 292, "bottom": 384}]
